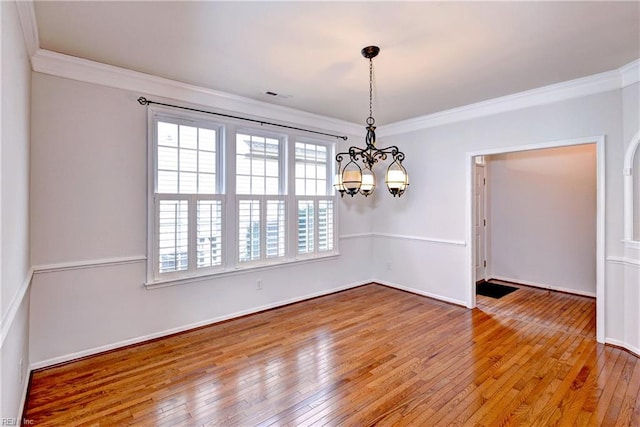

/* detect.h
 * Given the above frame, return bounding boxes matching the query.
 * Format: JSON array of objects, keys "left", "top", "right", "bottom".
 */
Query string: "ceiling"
[{"left": 33, "top": 1, "right": 640, "bottom": 125}]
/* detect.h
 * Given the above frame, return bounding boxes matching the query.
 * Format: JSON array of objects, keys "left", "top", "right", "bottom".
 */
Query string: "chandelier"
[{"left": 334, "top": 46, "right": 409, "bottom": 198}]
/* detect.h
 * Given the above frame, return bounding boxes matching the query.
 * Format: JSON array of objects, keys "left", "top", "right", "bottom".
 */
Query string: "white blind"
[
  {"left": 297, "top": 200, "right": 315, "bottom": 254},
  {"left": 266, "top": 200, "right": 286, "bottom": 258},
  {"left": 318, "top": 200, "right": 334, "bottom": 252},
  {"left": 238, "top": 200, "right": 261, "bottom": 262},
  {"left": 197, "top": 200, "right": 222, "bottom": 268},
  {"left": 158, "top": 199, "right": 189, "bottom": 273}
]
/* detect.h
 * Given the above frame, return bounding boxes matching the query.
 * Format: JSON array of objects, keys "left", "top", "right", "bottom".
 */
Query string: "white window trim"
[
  {"left": 292, "top": 138, "right": 339, "bottom": 258},
  {"left": 146, "top": 106, "right": 340, "bottom": 288},
  {"left": 147, "top": 107, "right": 225, "bottom": 283}
]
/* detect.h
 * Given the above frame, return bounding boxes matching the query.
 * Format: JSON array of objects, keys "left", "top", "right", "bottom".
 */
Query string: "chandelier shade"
[
  {"left": 339, "top": 160, "right": 363, "bottom": 196},
  {"left": 335, "top": 46, "right": 409, "bottom": 198},
  {"left": 385, "top": 157, "right": 409, "bottom": 197}
]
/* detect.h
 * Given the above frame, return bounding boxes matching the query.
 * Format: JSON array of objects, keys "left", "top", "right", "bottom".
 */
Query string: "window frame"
[
  {"left": 146, "top": 107, "right": 339, "bottom": 287},
  {"left": 293, "top": 138, "right": 337, "bottom": 258},
  {"left": 623, "top": 131, "right": 640, "bottom": 248},
  {"left": 147, "top": 108, "right": 225, "bottom": 283}
]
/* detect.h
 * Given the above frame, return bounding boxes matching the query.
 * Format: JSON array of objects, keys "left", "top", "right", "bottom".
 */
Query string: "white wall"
[
  {"left": 487, "top": 145, "right": 597, "bottom": 296},
  {"left": 29, "top": 72, "right": 374, "bottom": 366},
  {"left": 618, "top": 81, "right": 640, "bottom": 354},
  {"left": 372, "top": 88, "right": 639, "bottom": 351},
  {"left": 0, "top": 0, "right": 32, "bottom": 420}
]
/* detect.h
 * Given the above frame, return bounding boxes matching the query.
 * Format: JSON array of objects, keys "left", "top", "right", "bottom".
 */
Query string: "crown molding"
[
  {"left": 15, "top": 0, "right": 39, "bottom": 59},
  {"left": 378, "top": 60, "right": 639, "bottom": 137},
  {"left": 30, "top": 49, "right": 363, "bottom": 138},
  {"left": 619, "top": 59, "right": 640, "bottom": 88},
  {"left": 19, "top": 0, "right": 636, "bottom": 142}
]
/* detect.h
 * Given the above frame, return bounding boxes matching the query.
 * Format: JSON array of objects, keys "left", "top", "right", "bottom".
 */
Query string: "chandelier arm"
[{"left": 375, "top": 146, "right": 405, "bottom": 160}]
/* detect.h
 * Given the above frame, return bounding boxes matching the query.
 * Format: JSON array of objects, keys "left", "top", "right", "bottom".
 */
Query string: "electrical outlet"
[
  {"left": 256, "top": 279, "right": 263, "bottom": 290},
  {"left": 386, "top": 262, "right": 392, "bottom": 270}
]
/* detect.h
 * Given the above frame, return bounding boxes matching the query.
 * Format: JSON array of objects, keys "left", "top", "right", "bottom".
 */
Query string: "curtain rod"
[{"left": 137, "top": 97, "right": 348, "bottom": 141}]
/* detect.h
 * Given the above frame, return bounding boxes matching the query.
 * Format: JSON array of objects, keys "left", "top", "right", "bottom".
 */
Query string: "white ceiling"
[{"left": 33, "top": 1, "right": 640, "bottom": 125}]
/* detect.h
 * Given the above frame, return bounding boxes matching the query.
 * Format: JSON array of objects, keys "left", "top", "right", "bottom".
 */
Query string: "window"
[
  {"left": 295, "top": 142, "right": 335, "bottom": 255},
  {"left": 148, "top": 109, "right": 338, "bottom": 285},
  {"left": 236, "top": 132, "right": 286, "bottom": 264},
  {"left": 151, "top": 116, "right": 223, "bottom": 280},
  {"left": 624, "top": 131, "right": 640, "bottom": 245}
]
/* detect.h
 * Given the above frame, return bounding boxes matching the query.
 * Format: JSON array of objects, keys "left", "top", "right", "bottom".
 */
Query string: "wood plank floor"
[{"left": 23, "top": 283, "right": 639, "bottom": 426}]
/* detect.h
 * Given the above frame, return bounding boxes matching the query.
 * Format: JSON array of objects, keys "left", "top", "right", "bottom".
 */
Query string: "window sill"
[{"left": 144, "top": 252, "right": 340, "bottom": 290}]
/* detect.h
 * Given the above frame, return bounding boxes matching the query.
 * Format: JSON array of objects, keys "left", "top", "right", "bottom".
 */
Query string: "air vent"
[{"left": 264, "top": 91, "right": 292, "bottom": 99}]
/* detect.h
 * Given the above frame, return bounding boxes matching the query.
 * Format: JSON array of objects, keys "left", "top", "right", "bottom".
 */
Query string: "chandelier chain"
[{"left": 369, "top": 57, "right": 374, "bottom": 122}]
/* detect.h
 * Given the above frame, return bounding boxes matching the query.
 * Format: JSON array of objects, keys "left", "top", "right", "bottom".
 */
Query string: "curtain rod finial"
[{"left": 137, "top": 97, "right": 149, "bottom": 105}]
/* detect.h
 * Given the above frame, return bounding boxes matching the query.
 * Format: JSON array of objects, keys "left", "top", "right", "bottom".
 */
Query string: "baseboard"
[
  {"left": 17, "top": 367, "right": 32, "bottom": 424},
  {"left": 375, "top": 280, "right": 468, "bottom": 307},
  {"left": 30, "top": 280, "right": 370, "bottom": 370},
  {"left": 489, "top": 275, "right": 596, "bottom": 298},
  {"left": 606, "top": 338, "right": 640, "bottom": 358}
]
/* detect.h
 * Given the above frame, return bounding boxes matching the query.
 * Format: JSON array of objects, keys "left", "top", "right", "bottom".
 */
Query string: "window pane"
[
  {"left": 266, "top": 200, "right": 285, "bottom": 258},
  {"left": 197, "top": 200, "right": 222, "bottom": 268},
  {"left": 158, "top": 200, "right": 189, "bottom": 273},
  {"left": 317, "top": 145, "right": 327, "bottom": 161},
  {"left": 265, "top": 158, "right": 279, "bottom": 177},
  {"left": 237, "top": 132, "right": 280, "bottom": 195},
  {"left": 266, "top": 177, "right": 279, "bottom": 195},
  {"left": 295, "top": 141, "right": 329, "bottom": 196},
  {"left": 158, "top": 122, "right": 178, "bottom": 147},
  {"left": 237, "top": 176, "right": 251, "bottom": 195},
  {"left": 239, "top": 200, "right": 261, "bottom": 262},
  {"left": 318, "top": 200, "right": 334, "bottom": 251},
  {"left": 316, "top": 179, "right": 327, "bottom": 196},
  {"left": 252, "top": 177, "right": 265, "bottom": 195},
  {"left": 199, "top": 151, "right": 216, "bottom": 174},
  {"left": 158, "top": 146, "right": 178, "bottom": 171},
  {"left": 180, "top": 149, "right": 198, "bottom": 172},
  {"left": 180, "top": 125, "right": 198, "bottom": 150},
  {"left": 199, "top": 128, "right": 216, "bottom": 152},
  {"left": 306, "top": 163, "right": 316, "bottom": 179},
  {"left": 198, "top": 173, "right": 216, "bottom": 194},
  {"left": 298, "top": 200, "right": 314, "bottom": 254},
  {"left": 179, "top": 172, "right": 197, "bottom": 193},
  {"left": 252, "top": 158, "right": 265, "bottom": 176},
  {"left": 157, "top": 171, "right": 177, "bottom": 193},
  {"left": 156, "top": 120, "right": 219, "bottom": 195},
  {"left": 309, "top": 179, "right": 319, "bottom": 196}
]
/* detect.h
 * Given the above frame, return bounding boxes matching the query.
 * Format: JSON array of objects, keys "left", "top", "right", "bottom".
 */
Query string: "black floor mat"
[{"left": 476, "top": 281, "right": 518, "bottom": 299}]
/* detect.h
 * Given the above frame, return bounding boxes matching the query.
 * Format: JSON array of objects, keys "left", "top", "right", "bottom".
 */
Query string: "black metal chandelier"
[{"left": 334, "top": 46, "right": 409, "bottom": 198}]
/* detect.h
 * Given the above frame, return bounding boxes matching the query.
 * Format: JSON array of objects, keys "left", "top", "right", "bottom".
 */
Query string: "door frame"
[
  {"left": 474, "top": 161, "right": 487, "bottom": 282},
  {"left": 465, "top": 135, "right": 605, "bottom": 343}
]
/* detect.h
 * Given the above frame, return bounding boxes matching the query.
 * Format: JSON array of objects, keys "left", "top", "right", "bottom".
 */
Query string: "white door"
[{"left": 474, "top": 163, "right": 487, "bottom": 281}]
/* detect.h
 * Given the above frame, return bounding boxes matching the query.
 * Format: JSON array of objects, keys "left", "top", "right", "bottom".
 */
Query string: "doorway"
[
  {"left": 465, "top": 136, "right": 605, "bottom": 343},
  {"left": 474, "top": 159, "right": 487, "bottom": 282}
]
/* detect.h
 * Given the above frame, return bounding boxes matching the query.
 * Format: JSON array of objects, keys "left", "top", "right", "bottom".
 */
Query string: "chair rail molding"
[{"left": 0, "top": 268, "right": 34, "bottom": 348}]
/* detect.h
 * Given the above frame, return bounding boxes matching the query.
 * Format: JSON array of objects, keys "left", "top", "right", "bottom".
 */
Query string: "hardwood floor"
[{"left": 23, "top": 283, "right": 639, "bottom": 426}]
